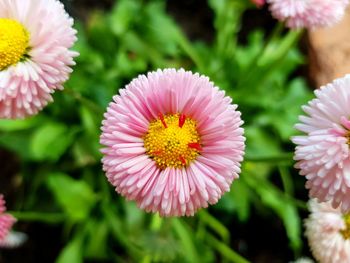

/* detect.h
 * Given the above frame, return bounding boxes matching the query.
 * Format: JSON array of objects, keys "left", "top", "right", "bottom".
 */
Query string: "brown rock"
[{"left": 308, "top": 8, "right": 350, "bottom": 87}]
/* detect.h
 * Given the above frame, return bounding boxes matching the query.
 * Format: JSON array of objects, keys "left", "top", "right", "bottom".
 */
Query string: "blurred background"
[{"left": 0, "top": 0, "right": 348, "bottom": 262}]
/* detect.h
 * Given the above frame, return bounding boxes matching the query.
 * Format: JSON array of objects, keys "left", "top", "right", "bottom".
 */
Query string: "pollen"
[
  {"left": 143, "top": 113, "right": 201, "bottom": 169},
  {"left": 0, "top": 18, "right": 29, "bottom": 70},
  {"left": 340, "top": 213, "right": 350, "bottom": 239}
]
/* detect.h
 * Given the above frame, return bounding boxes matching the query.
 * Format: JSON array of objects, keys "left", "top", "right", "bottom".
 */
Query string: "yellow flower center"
[
  {"left": 340, "top": 214, "right": 350, "bottom": 239},
  {"left": 143, "top": 113, "right": 202, "bottom": 169},
  {"left": 0, "top": 18, "right": 29, "bottom": 70},
  {"left": 346, "top": 133, "right": 350, "bottom": 145}
]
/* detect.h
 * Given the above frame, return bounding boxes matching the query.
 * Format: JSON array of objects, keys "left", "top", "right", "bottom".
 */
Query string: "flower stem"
[
  {"left": 205, "top": 234, "right": 250, "bottom": 263},
  {"left": 150, "top": 213, "right": 163, "bottom": 231},
  {"left": 278, "top": 165, "right": 294, "bottom": 195},
  {"left": 8, "top": 211, "right": 66, "bottom": 224},
  {"left": 243, "top": 171, "right": 308, "bottom": 211},
  {"left": 140, "top": 214, "right": 164, "bottom": 263},
  {"left": 244, "top": 152, "right": 294, "bottom": 163},
  {"left": 176, "top": 33, "right": 206, "bottom": 73},
  {"left": 237, "top": 28, "right": 304, "bottom": 90}
]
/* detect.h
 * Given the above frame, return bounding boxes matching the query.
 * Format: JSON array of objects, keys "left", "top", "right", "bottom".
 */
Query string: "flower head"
[
  {"left": 0, "top": 0, "right": 78, "bottom": 119},
  {"left": 267, "top": 0, "right": 349, "bottom": 29},
  {"left": 0, "top": 194, "right": 16, "bottom": 247},
  {"left": 100, "top": 69, "right": 245, "bottom": 217},
  {"left": 292, "top": 75, "right": 350, "bottom": 213},
  {"left": 305, "top": 199, "right": 350, "bottom": 263},
  {"left": 251, "top": 0, "right": 266, "bottom": 8}
]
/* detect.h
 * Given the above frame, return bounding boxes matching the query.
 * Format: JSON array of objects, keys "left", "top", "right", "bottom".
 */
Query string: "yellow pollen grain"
[
  {"left": 340, "top": 213, "right": 350, "bottom": 240},
  {"left": 0, "top": 18, "right": 29, "bottom": 70},
  {"left": 143, "top": 113, "right": 201, "bottom": 169}
]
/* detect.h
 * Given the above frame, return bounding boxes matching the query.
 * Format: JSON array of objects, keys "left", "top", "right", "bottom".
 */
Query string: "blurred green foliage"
[{"left": 0, "top": 0, "right": 314, "bottom": 262}]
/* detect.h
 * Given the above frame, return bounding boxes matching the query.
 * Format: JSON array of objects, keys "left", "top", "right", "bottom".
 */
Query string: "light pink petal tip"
[
  {"left": 0, "top": 0, "right": 78, "bottom": 119},
  {"left": 100, "top": 68, "right": 245, "bottom": 217}
]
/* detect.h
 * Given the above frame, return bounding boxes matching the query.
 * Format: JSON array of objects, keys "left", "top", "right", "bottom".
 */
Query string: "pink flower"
[
  {"left": 100, "top": 69, "right": 245, "bottom": 217},
  {"left": 0, "top": 0, "right": 78, "bottom": 119},
  {"left": 0, "top": 195, "right": 16, "bottom": 247},
  {"left": 251, "top": 0, "right": 266, "bottom": 8},
  {"left": 267, "top": 0, "right": 349, "bottom": 29},
  {"left": 305, "top": 199, "right": 350, "bottom": 263},
  {"left": 292, "top": 75, "right": 350, "bottom": 213}
]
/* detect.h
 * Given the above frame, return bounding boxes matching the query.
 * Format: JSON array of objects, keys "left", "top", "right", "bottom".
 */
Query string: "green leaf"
[
  {"left": 235, "top": 30, "right": 264, "bottom": 70},
  {"left": 102, "top": 205, "right": 127, "bottom": 245},
  {"left": 228, "top": 180, "right": 251, "bottom": 222},
  {"left": 198, "top": 210, "right": 230, "bottom": 243},
  {"left": 141, "top": 2, "right": 181, "bottom": 56},
  {"left": 0, "top": 132, "right": 32, "bottom": 160},
  {"left": 115, "top": 50, "right": 147, "bottom": 77},
  {"left": 88, "top": 11, "right": 117, "bottom": 55},
  {"left": 85, "top": 219, "right": 109, "bottom": 260},
  {"left": 102, "top": 204, "right": 142, "bottom": 259},
  {"left": 72, "top": 139, "right": 98, "bottom": 167},
  {"left": 56, "top": 235, "right": 84, "bottom": 263},
  {"left": 79, "top": 105, "right": 101, "bottom": 138},
  {"left": 272, "top": 78, "right": 312, "bottom": 140},
  {"left": 244, "top": 126, "right": 282, "bottom": 159},
  {"left": 208, "top": 0, "right": 246, "bottom": 57},
  {"left": 205, "top": 233, "right": 250, "bottom": 263},
  {"left": 140, "top": 231, "right": 179, "bottom": 262},
  {"left": 252, "top": 77, "right": 312, "bottom": 141},
  {"left": 30, "top": 122, "right": 76, "bottom": 161},
  {"left": 259, "top": 187, "right": 302, "bottom": 251},
  {"left": 244, "top": 171, "right": 302, "bottom": 252},
  {"left": 0, "top": 117, "right": 42, "bottom": 132},
  {"left": 47, "top": 173, "right": 97, "bottom": 222},
  {"left": 110, "top": 0, "right": 140, "bottom": 36},
  {"left": 124, "top": 201, "right": 145, "bottom": 232},
  {"left": 172, "top": 219, "right": 200, "bottom": 263}
]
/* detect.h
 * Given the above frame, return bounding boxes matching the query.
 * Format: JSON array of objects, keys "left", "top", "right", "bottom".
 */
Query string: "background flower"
[
  {"left": 251, "top": 0, "right": 266, "bottom": 8},
  {"left": 305, "top": 199, "right": 350, "bottom": 263},
  {"left": 100, "top": 68, "right": 245, "bottom": 217},
  {"left": 293, "top": 75, "right": 350, "bottom": 213},
  {"left": 0, "top": 0, "right": 78, "bottom": 119},
  {"left": 267, "top": 0, "right": 349, "bottom": 29},
  {"left": 0, "top": 194, "right": 17, "bottom": 247}
]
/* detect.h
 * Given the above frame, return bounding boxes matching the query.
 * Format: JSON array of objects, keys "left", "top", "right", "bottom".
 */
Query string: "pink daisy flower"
[
  {"left": 251, "top": 0, "right": 266, "bottom": 8},
  {"left": 0, "top": 0, "right": 78, "bottom": 119},
  {"left": 292, "top": 75, "right": 350, "bottom": 213},
  {"left": 0, "top": 194, "right": 17, "bottom": 247},
  {"left": 267, "top": 0, "right": 349, "bottom": 29},
  {"left": 100, "top": 68, "right": 245, "bottom": 217},
  {"left": 305, "top": 199, "right": 350, "bottom": 263}
]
